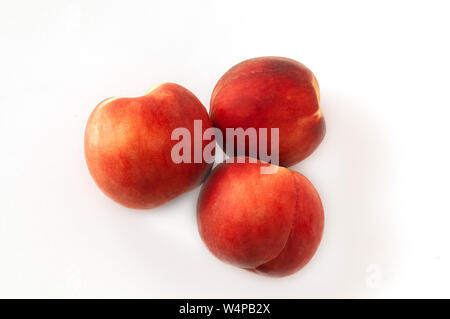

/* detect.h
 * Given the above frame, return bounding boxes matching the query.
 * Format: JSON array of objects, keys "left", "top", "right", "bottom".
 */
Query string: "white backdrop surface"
[{"left": 1, "top": 0, "right": 449, "bottom": 298}]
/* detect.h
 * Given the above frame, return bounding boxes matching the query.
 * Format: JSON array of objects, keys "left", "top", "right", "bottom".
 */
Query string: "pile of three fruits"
[{"left": 85, "top": 57, "right": 325, "bottom": 277}]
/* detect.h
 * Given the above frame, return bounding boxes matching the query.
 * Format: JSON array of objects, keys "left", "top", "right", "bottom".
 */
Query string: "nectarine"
[
  {"left": 85, "top": 83, "right": 213, "bottom": 209},
  {"left": 210, "top": 57, "right": 325, "bottom": 167},
  {"left": 197, "top": 158, "right": 324, "bottom": 277}
]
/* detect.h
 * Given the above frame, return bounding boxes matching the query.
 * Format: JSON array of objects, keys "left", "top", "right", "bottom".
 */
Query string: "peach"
[
  {"left": 210, "top": 56, "right": 325, "bottom": 167},
  {"left": 197, "top": 158, "right": 324, "bottom": 277},
  {"left": 85, "top": 83, "right": 213, "bottom": 209}
]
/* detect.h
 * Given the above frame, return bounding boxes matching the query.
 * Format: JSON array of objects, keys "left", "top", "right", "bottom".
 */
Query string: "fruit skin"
[
  {"left": 210, "top": 56, "right": 325, "bottom": 167},
  {"left": 197, "top": 158, "right": 324, "bottom": 277},
  {"left": 85, "top": 83, "right": 213, "bottom": 209}
]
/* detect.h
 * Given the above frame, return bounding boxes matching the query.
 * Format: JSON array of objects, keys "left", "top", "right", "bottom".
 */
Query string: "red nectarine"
[
  {"left": 197, "top": 158, "right": 324, "bottom": 277},
  {"left": 85, "top": 83, "right": 213, "bottom": 209},
  {"left": 210, "top": 57, "right": 325, "bottom": 167}
]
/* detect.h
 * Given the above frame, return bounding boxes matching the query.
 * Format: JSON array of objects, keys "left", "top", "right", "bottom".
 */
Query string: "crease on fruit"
[
  {"left": 96, "top": 84, "right": 166, "bottom": 112},
  {"left": 311, "top": 73, "right": 320, "bottom": 102},
  {"left": 145, "top": 83, "right": 164, "bottom": 95},
  {"left": 294, "top": 107, "right": 323, "bottom": 132},
  {"left": 253, "top": 170, "right": 299, "bottom": 270},
  {"left": 311, "top": 107, "right": 323, "bottom": 120},
  {"left": 98, "top": 97, "right": 119, "bottom": 109},
  {"left": 311, "top": 72, "right": 322, "bottom": 122}
]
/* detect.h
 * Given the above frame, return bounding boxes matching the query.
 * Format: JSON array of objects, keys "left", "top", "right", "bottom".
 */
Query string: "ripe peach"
[
  {"left": 197, "top": 158, "right": 324, "bottom": 277},
  {"left": 85, "top": 83, "right": 213, "bottom": 209},
  {"left": 210, "top": 56, "right": 325, "bottom": 167}
]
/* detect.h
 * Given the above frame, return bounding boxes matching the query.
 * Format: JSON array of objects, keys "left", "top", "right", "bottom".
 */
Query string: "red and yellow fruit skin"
[
  {"left": 197, "top": 158, "right": 324, "bottom": 277},
  {"left": 210, "top": 57, "right": 325, "bottom": 167},
  {"left": 85, "top": 83, "right": 213, "bottom": 209}
]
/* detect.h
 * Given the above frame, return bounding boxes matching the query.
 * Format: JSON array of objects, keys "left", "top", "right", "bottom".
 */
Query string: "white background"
[{"left": 1, "top": 0, "right": 449, "bottom": 298}]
